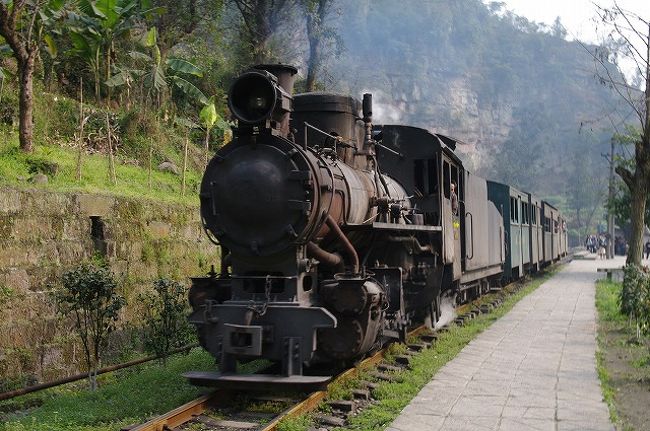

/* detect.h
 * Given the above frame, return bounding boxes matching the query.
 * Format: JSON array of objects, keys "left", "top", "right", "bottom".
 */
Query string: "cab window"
[{"left": 443, "top": 161, "right": 450, "bottom": 198}]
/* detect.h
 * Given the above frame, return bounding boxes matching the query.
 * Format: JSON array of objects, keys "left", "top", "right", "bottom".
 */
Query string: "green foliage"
[
  {"left": 0, "top": 349, "right": 215, "bottom": 431},
  {"left": 620, "top": 265, "right": 650, "bottom": 339},
  {"left": 54, "top": 262, "right": 125, "bottom": 390},
  {"left": 67, "top": 0, "right": 141, "bottom": 100},
  {"left": 595, "top": 283, "right": 646, "bottom": 426},
  {"left": 607, "top": 127, "right": 650, "bottom": 228},
  {"left": 277, "top": 415, "right": 314, "bottom": 431},
  {"left": 140, "top": 278, "right": 194, "bottom": 363}
]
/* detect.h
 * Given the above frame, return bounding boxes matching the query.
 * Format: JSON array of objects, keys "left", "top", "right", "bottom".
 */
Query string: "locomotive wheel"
[{"left": 423, "top": 295, "right": 441, "bottom": 329}]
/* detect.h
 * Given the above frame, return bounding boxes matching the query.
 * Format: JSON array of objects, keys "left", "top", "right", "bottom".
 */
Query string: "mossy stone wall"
[{"left": 0, "top": 187, "right": 218, "bottom": 386}]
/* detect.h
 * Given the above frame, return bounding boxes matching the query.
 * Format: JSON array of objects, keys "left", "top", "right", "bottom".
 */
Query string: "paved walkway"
[{"left": 387, "top": 257, "right": 625, "bottom": 431}]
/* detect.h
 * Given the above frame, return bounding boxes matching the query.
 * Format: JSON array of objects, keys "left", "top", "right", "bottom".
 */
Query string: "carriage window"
[
  {"left": 510, "top": 197, "right": 519, "bottom": 223},
  {"left": 443, "top": 161, "right": 450, "bottom": 198},
  {"left": 515, "top": 199, "right": 519, "bottom": 222},
  {"left": 521, "top": 202, "right": 526, "bottom": 224},
  {"left": 451, "top": 165, "right": 459, "bottom": 195},
  {"left": 523, "top": 202, "right": 530, "bottom": 224}
]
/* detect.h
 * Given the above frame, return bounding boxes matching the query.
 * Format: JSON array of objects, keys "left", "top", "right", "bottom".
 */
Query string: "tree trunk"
[
  {"left": 18, "top": 53, "right": 35, "bottom": 153},
  {"left": 627, "top": 173, "right": 648, "bottom": 265},
  {"left": 305, "top": 35, "right": 320, "bottom": 91}
]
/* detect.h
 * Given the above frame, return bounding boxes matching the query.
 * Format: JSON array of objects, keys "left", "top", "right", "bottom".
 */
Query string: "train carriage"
[
  {"left": 487, "top": 181, "right": 528, "bottom": 282},
  {"left": 527, "top": 194, "right": 544, "bottom": 272},
  {"left": 542, "top": 201, "right": 560, "bottom": 264}
]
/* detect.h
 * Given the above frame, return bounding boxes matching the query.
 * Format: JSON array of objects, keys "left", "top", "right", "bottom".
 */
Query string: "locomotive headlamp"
[
  {"left": 227, "top": 65, "right": 297, "bottom": 137},
  {"left": 228, "top": 70, "right": 278, "bottom": 124}
]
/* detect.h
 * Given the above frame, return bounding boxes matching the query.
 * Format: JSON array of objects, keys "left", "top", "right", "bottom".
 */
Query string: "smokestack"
[{"left": 254, "top": 64, "right": 298, "bottom": 95}]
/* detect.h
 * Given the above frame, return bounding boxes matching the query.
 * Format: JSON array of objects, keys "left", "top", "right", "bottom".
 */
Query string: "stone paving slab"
[{"left": 387, "top": 257, "right": 624, "bottom": 431}]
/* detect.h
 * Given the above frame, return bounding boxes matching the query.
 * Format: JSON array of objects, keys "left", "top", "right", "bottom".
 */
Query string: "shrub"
[
  {"left": 620, "top": 264, "right": 650, "bottom": 339},
  {"left": 140, "top": 278, "right": 194, "bottom": 364},
  {"left": 54, "top": 262, "right": 125, "bottom": 390}
]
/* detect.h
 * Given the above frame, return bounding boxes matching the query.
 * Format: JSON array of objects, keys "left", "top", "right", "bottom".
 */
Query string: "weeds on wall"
[{"left": 54, "top": 262, "right": 125, "bottom": 390}]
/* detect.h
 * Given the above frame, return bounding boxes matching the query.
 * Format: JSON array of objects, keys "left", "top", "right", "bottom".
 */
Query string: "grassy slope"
[
  {"left": 0, "top": 81, "right": 207, "bottom": 206},
  {"left": 0, "top": 134, "right": 201, "bottom": 206},
  {"left": 594, "top": 279, "right": 650, "bottom": 430},
  {"left": 594, "top": 279, "right": 624, "bottom": 426}
]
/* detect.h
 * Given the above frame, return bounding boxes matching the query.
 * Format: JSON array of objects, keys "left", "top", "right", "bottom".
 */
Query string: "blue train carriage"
[
  {"left": 557, "top": 213, "right": 568, "bottom": 258},
  {"left": 527, "top": 193, "right": 544, "bottom": 273},
  {"left": 486, "top": 181, "right": 530, "bottom": 283},
  {"left": 541, "top": 201, "right": 561, "bottom": 264}
]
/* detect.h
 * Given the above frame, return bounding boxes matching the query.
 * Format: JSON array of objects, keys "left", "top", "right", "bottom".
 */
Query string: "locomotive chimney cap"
[{"left": 253, "top": 64, "right": 298, "bottom": 95}]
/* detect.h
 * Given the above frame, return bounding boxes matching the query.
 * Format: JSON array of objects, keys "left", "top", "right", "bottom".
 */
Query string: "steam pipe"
[
  {"left": 387, "top": 236, "right": 433, "bottom": 254},
  {"left": 307, "top": 242, "right": 343, "bottom": 272},
  {"left": 325, "top": 214, "right": 360, "bottom": 273}
]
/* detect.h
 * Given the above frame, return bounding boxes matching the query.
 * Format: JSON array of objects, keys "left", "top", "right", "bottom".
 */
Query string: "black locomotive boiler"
[{"left": 186, "top": 64, "right": 567, "bottom": 388}]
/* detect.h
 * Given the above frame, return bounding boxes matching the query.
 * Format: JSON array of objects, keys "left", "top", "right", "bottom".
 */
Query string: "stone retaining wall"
[{"left": 0, "top": 187, "right": 218, "bottom": 385}]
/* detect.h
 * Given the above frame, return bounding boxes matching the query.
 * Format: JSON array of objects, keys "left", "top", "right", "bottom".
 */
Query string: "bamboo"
[
  {"left": 106, "top": 112, "right": 117, "bottom": 185},
  {"left": 76, "top": 77, "right": 84, "bottom": 182}
]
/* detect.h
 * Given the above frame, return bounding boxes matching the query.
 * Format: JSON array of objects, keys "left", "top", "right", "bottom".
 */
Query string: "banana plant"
[
  {"left": 106, "top": 27, "right": 207, "bottom": 108},
  {"left": 67, "top": 0, "right": 140, "bottom": 101}
]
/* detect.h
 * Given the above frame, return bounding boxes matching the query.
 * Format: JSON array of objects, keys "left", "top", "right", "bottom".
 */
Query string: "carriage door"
[{"left": 442, "top": 157, "right": 462, "bottom": 280}]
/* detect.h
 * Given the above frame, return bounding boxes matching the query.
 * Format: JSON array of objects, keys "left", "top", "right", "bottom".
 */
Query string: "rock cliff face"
[
  {"left": 371, "top": 72, "right": 516, "bottom": 172},
  {"left": 0, "top": 188, "right": 216, "bottom": 384}
]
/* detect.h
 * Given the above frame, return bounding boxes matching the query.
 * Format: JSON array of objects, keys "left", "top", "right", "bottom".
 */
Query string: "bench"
[{"left": 597, "top": 267, "right": 625, "bottom": 281}]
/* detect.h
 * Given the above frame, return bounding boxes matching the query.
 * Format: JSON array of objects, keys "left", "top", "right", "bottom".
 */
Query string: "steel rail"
[
  {"left": 129, "top": 326, "right": 428, "bottom": 431},
  {"left": 129, "top": 391, "right": 221, "bottom": 431}
]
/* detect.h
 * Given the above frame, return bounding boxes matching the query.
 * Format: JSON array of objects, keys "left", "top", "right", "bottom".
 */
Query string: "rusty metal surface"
[{"left": 130, "top": 392, "right": 219, "bottom": 431}]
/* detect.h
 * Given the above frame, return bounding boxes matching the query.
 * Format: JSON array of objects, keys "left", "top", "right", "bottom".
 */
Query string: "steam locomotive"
[{"left": 185, "top": 64, "right": 568, "bottom": 389}]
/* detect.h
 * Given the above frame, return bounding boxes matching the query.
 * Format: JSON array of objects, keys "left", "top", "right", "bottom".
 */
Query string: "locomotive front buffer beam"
[{"left": 185, "top": 302, "right": 336, "bottom": 390}]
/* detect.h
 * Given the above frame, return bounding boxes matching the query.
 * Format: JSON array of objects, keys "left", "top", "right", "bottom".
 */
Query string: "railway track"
[
  {"left": 126, "top": 271, "right": 553, "bottom": 431},
  {"left": 126, "top": 324, "right": 428, "bottom": 431}
]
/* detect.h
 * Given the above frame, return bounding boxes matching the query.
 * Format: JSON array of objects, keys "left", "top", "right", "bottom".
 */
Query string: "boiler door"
[{"left": 201, "top": 138, "right": 316, "bottom": 256}]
